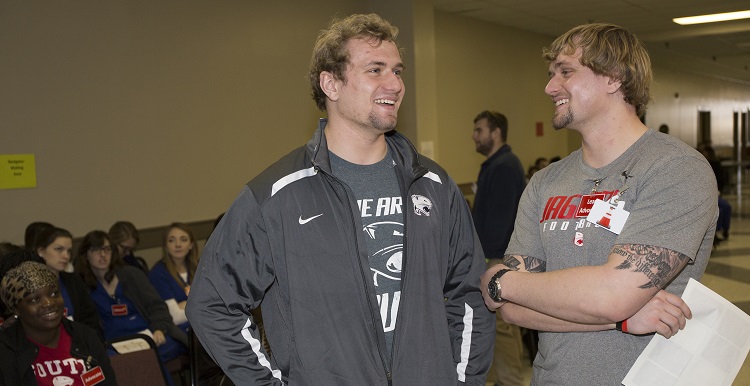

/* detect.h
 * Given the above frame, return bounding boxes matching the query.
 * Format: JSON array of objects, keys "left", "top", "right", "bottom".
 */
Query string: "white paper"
[
  {"left": 623, "top": 278, "right": 750, "bottom": 386},
  {"left": 110, "top": 331, "right": 154, "bottom": 354}
]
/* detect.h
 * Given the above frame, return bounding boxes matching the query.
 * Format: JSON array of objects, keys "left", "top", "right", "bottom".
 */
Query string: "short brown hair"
[
  {"left": 309, "top": 13, "right": 400, "bottom": 111},
  {"left": 474, "top": 110, "right": 508, "bottom": 142},
  {"left": 543, "top": 23, "right": 652, "bottom": 117}
]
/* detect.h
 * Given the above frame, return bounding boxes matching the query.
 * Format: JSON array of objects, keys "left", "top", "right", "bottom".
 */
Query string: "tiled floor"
[
  {"left": 704, "top": 213, "right": 750, "bottom": 385},
  {"left": 488, "top": 208, "right": 750, "bottom": 385}
]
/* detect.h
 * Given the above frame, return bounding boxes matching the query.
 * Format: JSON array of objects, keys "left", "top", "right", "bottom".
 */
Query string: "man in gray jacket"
[{"left": 187, "top": 13, "right": 494, "bottom": 385}]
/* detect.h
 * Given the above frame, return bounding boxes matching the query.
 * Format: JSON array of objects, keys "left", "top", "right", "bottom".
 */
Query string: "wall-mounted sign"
[{"left": 0, "top": 154, "right": 37, "bottom": 190}]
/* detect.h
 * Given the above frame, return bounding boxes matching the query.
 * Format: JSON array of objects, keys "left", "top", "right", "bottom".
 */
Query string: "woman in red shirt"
[{"left": 0, "top": 261, "right": 115, "bottom": 385}]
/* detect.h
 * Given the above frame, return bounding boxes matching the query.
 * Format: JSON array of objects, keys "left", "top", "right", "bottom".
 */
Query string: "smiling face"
[
  {"left": 545, "top": 47, "right": 615, "bottom": 131},
  {"left": 325, "top": 38, "right": 404, "bottom": 134},
  {"left": 166, "top": 227, "right": 192, "bottom": 262},
  {"left": 37, "top": 236, "right": 73, "bottom": 273},
  {"left": 15, "top": 284, "right": 64, "bottom": 333}
]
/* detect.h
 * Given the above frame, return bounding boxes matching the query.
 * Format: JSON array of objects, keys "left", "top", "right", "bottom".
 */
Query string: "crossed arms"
[{"left": 481, "top": 243, "right": 692, "bottom": 338}]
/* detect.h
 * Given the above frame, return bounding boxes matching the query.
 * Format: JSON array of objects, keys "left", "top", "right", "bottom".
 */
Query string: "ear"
[
  {"left": 320, "top": 71, "right": 339, "bottom": 102},
  {"left": 491, "top": 127, "right": 502, "bottom": 142},
  {"left": 606, "top": 77, "right": 623, "bottom": 95}
]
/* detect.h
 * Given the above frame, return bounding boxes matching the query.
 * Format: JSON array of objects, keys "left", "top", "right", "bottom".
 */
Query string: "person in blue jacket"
[
  {"left": 75, "top": 231, "right": 187, "bottom": 364},
  {"left": 34, "top": 226, "right": 103, "bottom": 338},
  {"left": 148, "top": 222, "right": 199, "bottom": 333}
]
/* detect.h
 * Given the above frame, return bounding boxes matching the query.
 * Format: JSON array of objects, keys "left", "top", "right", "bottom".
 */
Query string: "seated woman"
[
  {"left": 150, "top": 223, "right": 235, "bottom": 386},
  {"left": 0, "top": 261, "right": 115, "bottom": 385},
  {"left": 23, "top": 221, "right": 54, "bottom": 252},
  {"left": 148, "top": 223, "right": 199, "bottom": 333},
  {"left": 35, "top": 227, "right": 103, "bottom": 338},
  {"left": 0, "top": 248, "right": 44, "bottom": 330},
  {"left": 108, "top": 221, "right": 149, "bottom": 274},
  {"left": 75, "top": 231, "right": 187, "bottom": 363}
]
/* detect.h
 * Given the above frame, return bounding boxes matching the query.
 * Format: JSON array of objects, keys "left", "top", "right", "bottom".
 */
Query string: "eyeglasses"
[
  {"left": 89, "top": 246, "right": 112, "bottom": 254},
  {"left": 118, "top": 244, "right": 134, "bottom": 255}
]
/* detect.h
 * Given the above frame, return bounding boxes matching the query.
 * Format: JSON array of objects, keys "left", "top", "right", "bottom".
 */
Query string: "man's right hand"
[{"left": 624, "top": 289, "right": 691, "bottom": 338}]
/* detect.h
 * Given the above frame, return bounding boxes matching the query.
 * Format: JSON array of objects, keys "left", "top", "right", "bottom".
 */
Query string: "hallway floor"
[{"left": 704, "top": 214, "right": 750, "bottom": 385}]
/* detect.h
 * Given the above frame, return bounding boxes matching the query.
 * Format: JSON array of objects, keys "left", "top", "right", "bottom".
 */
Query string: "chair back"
[{"left": 106, "top": 334, "right": 170, "bottom": 386}]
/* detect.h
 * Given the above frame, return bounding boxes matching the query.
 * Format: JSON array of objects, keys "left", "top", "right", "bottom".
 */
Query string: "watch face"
[{"left": 488, "top": 281, "right": 498, "bottom": 301}]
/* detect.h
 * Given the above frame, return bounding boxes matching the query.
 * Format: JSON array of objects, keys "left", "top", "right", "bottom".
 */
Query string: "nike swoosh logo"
[{"left": 298, "top": 213, "right": 323, "bottom": 225}]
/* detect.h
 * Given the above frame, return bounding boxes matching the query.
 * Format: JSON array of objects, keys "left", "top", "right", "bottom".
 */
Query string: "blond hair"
[{"left": 543, "top": 23, "right": 652, "bottom": 117}]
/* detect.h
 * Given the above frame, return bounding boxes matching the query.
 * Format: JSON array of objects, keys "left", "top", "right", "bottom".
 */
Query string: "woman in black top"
[{"left": 0, "top": 261, "right": 115, "bottom": 385}]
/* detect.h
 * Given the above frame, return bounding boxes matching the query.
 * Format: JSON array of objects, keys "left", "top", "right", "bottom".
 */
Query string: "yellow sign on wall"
[{"left": 0, "top": 154, "right": 37, "bottom": 190}]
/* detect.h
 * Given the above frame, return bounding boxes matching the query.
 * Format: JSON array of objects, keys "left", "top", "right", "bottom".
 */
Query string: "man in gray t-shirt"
[{"left": 481, "top": 23, "right": 717, "bottom": 385}]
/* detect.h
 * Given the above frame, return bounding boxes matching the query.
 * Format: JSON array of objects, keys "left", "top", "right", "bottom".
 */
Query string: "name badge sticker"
[
  {"left": 82, "top": 366, "right": 105, "bottom": 386},
  {"left": 111, "top": 304, "right": 129, "bottom": 316},
  {"left": 576, "top": 193, "right": 606, "bottom": 217},
  {"left": 586, "top": 199, "right": 630, "bottom": 234}
]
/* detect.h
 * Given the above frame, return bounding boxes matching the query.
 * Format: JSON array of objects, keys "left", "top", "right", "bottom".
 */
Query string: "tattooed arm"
[
  {"left": 481, "top": 244, "right": 692, "bottom": 334},
  {"left": 494, "top": 289, "right": 689, "bottom": 338}
]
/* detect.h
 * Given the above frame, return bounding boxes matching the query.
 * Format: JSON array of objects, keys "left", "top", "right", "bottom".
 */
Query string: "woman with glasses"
[
  {"left": 75, "top": 231, "right": 187, "bottom": 363},
  {"left": 148, "top": 223, "right": 199, "bottom": 333},
  {"left": 108, "top": 221, "right": 149, "bottom": 274},
  {"left": 34, "top": 227, "right": 103, "bottom": 338},
  {"left": 0, "top": 261, "right": 116, "bottom": 385}
]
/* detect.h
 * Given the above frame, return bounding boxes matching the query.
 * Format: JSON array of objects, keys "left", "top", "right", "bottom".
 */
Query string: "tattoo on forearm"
[
  {"left": 503, "top": 255, "right": 546, "bottom": 273},
  {"left": 613, "top": 244, "right": 688, "bottom": 289},
  {"left": 503, "top": 256, "right": 521, "bottom": 270}
]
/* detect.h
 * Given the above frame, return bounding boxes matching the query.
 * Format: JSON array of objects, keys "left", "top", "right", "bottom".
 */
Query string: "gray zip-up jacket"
[{"left": 187, "top": 119, "right": 494, "bottom": 385}]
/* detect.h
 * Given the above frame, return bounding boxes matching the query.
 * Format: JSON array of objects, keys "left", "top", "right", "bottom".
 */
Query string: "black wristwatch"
[{"left": 487, "top": 269, "right": 511, "bottom": 302}]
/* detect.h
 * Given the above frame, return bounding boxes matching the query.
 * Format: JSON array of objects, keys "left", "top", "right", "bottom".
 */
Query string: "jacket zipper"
[
  {"left": 318, "top": 166, "right": 391, "bottom": 382},
  {"left": 387, "top": 167, "right": 421, "bottom": 384}
]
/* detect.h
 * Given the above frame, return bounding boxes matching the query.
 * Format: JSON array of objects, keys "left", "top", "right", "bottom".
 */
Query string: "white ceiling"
[{"left": 433, "top": 0, "right": 750, "bottom": 85}]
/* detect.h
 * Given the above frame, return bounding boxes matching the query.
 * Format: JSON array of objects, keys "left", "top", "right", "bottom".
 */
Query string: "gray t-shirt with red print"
[{"left": 507, "top": 129, "right": 718, "bottom": 385}]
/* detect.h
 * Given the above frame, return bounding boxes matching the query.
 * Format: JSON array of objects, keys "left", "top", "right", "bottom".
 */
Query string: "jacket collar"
[
  {"left": 307, "top": 118, "right": 428, "bottom": 180},
  {"left": 482, "top": 143, "right": 511, "bottom": 166},
  {"left": 0, "top": 317, "right": 77, "bottom": 349},
  {"left": 0, "top": 319, "right": 48, "bottom": 375}
]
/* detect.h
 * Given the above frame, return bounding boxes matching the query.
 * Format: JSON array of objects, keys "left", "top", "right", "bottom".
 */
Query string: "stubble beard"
[
  {"left": 475, "top": 141, "right": 491, "bottom": 157},
  {"left": 552, "top": 107, "right": 573, "bottom": 130},
  {"left": 369, "top": 111, "right": 398, "bottom": 133}
]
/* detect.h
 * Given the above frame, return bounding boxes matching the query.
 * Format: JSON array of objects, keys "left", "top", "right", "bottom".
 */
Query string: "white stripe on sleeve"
[
  {"left": 456, "top": 302, "right": 473, "bottom": 382},
  {"left": 422, "top": 171, "right": 443, "bottom": 184},
  {"left": 241, "top": 318, "right": 284, "bottom": 384},
  {"left": 271, "top": 167, "right": 317, "bottom": 196}
]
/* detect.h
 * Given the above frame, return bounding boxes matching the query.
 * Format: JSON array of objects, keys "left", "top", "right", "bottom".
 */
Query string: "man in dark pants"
[{"left": 471, "top": 110, "right": 526, "bottom": 386}]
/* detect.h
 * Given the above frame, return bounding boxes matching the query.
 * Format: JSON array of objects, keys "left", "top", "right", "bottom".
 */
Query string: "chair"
[
  {"left": 188, "top": 328, "right": 198, "bottom": 385},
  {"left": 164, "top": 351, "right": 192, "bottom": 386},
  {"left": 106, "top": 334, "right": 171, "bottom": 386}
]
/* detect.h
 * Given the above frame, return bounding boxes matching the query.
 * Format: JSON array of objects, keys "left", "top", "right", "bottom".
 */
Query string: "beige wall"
[
  {"left": 647, "top": 69, "right": 750, "bottom": 149},
  {"left": 1, "top": 1, "right": 366, "bottom": 244},
  {"left": 431, "top": 11, "right": 750, "bottom": 184},
  {"left": 2, "top": 2, "right": 749, "bottom": 245},
  {"left": 432, "top": 11, "right": 572, "bottom": 184}
]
